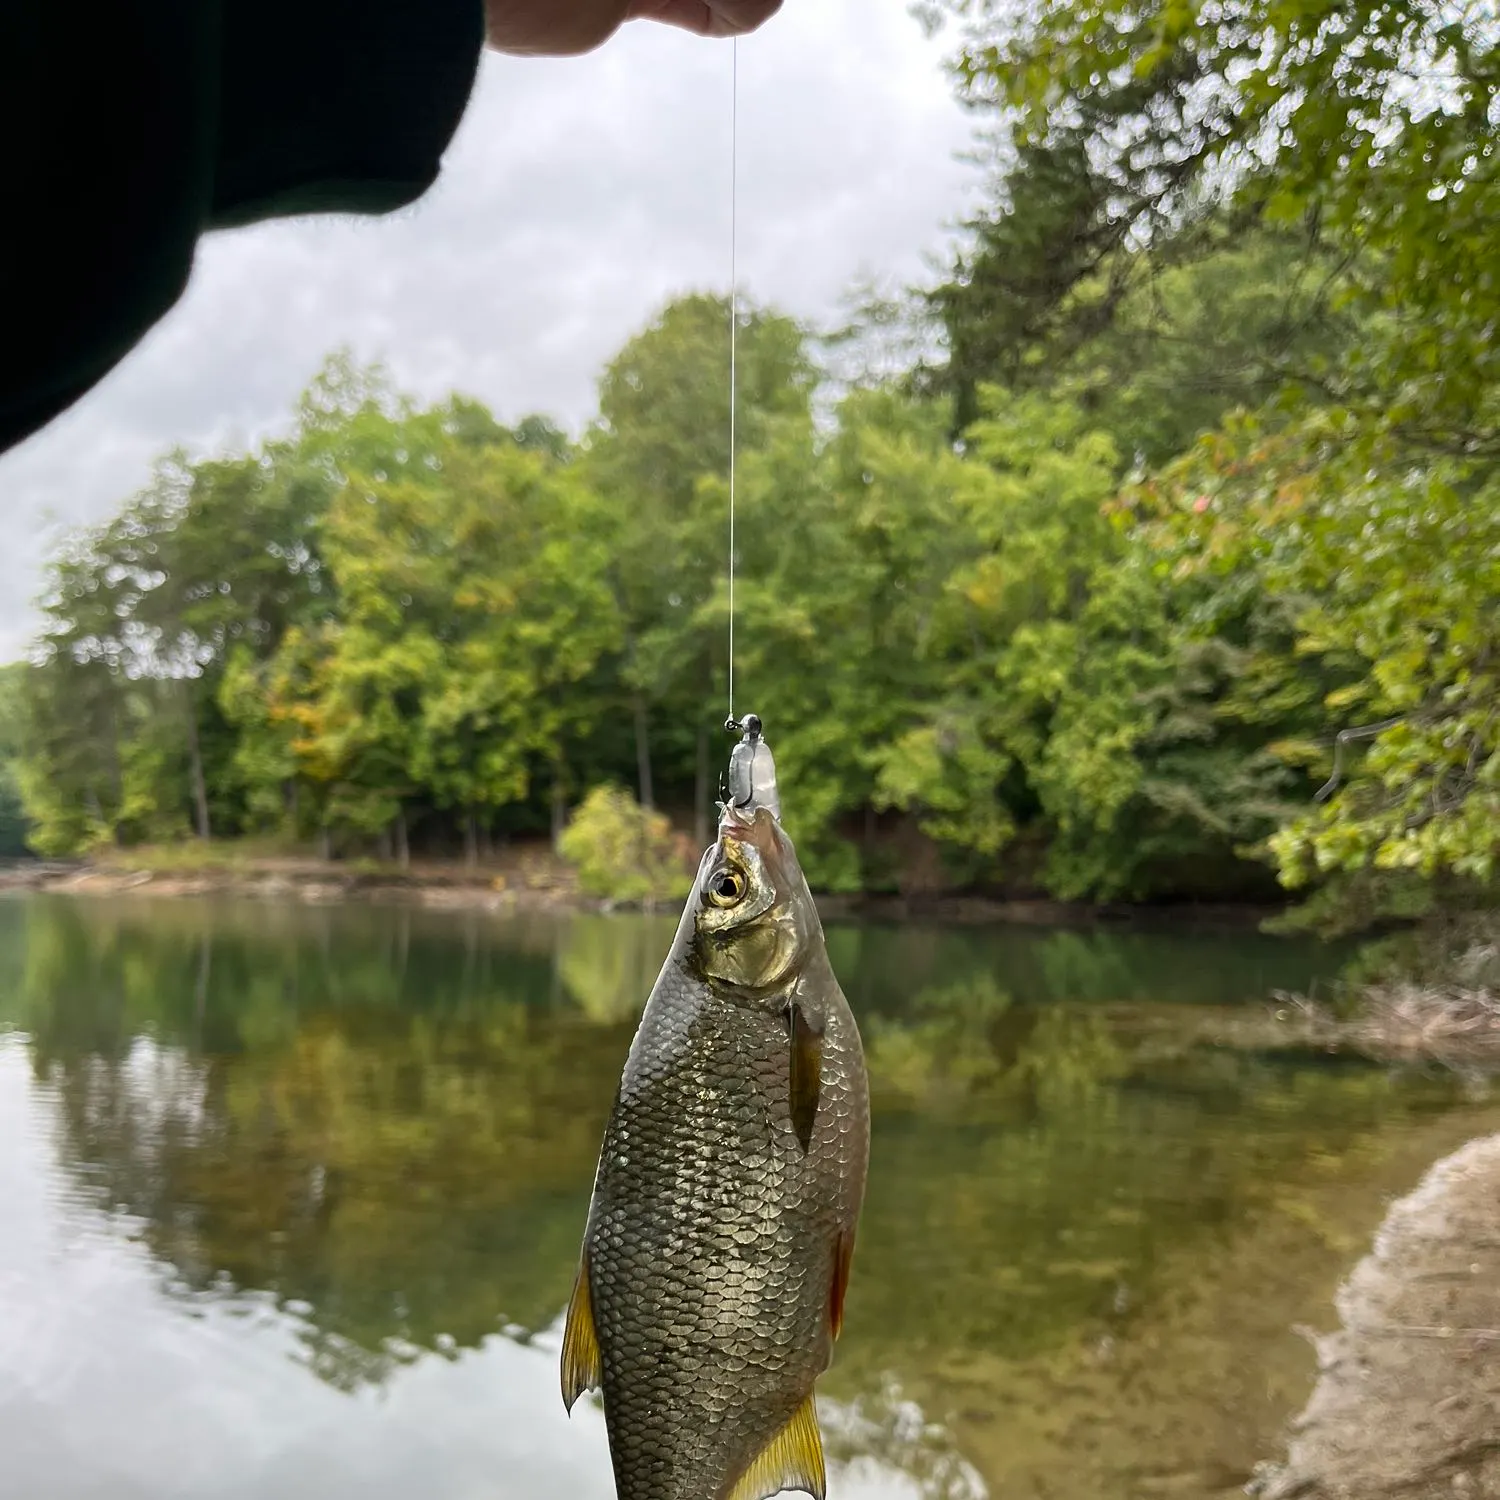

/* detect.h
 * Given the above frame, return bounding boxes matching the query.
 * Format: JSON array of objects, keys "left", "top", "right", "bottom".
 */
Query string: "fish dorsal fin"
[
  {"left": 787, "top": 1003, "right": 823, "bottom": 1156},
  {"left": 560, "top": 1253, "right": 602, "bottom": 1413},
  {"left": 725, "top": 1392, "right": 827, "bottom": 1500}
]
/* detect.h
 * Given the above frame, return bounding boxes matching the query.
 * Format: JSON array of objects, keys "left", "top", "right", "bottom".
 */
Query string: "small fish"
[{"left": 562, "top": 795, "right": 869, "bottom": 1500}]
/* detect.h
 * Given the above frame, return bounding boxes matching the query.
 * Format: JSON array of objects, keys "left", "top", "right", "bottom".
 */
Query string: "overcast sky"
[{"left": 0, "top": 4, "right": 980, "bottom": 661}]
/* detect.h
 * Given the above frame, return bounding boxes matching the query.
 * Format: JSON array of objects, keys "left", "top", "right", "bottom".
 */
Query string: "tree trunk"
[
  {"left": 463, "top": 811, "right": 479, "bottom": 871},
  {"left": 634, "top": 697, "right": 654, "bottom": 811},
  {"left": 480, "top": 821, "right": 493, "bottom": 862},
  {"left": 319, "top": 823, "right": 332, "bottom": 862},
  {"left": 377, "top": 824, "right": 393, "bottom": 862},
  {"left": 285, "top": 779, "right": 299, "bottom": 833},
  {"left": 551, "top": 769, "right": 568, "bottom": 850},
  {"left": 395, "top": 807, "right": 410, "bottom": 871},
  {"left": 106, "top": 699, "right": 125, "bottom": 814},
  {"left": 694, "top": 718, "right": 711, "bottom": 851},
  {"left": 184, "top": 690, "right": 211, "bottom": 841}
]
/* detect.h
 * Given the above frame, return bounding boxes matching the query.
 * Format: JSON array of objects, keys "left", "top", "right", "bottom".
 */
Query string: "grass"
[{"left": 97, "top": 839, "right": 316, "bottom": 875}]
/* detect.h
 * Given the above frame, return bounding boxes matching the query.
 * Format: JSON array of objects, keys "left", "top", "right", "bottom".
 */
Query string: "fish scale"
[{"left": 562, "top": 803, "right": 869, "bottom": 1500}]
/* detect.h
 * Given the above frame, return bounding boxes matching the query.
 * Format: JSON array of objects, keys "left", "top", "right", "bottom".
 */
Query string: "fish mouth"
[{"left": 717, "top": 801, "right": 780, "bottom": 846}]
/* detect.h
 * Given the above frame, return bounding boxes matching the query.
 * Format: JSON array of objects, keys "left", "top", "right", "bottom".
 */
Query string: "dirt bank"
[
  {"left": 1255, "top": 1133, "right": 1500, "bottom": 1500},
  {"left": 0, "top": 855, "right": 579, "bottom": 912},
  {"left": 0, "top": 856, "right": 1284, "bottom": 930}
]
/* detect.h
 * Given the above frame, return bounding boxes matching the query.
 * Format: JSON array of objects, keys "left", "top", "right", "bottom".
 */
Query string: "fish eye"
[{"left": 706, "top": 868, "right": 747, "bottom": 909}]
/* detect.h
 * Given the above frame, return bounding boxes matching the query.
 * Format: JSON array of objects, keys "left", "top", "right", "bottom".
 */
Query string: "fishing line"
[{"left": 727, "top": 36, "right": 739, "bottom": 726}]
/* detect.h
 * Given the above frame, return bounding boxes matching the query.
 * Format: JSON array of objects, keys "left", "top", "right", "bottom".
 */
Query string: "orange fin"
[
  {"left": 560, "top": 1252, "right": 602, "bottom": 1413},
  {"left": 830, "top": 1230, "right": 855, "bottom": 1342},
  {"left": 725, "top": 1392, "right": 827, "bottom": 1500},
  {"left": 787, "top": 1002, "right": 823, "bottom": 1155}
]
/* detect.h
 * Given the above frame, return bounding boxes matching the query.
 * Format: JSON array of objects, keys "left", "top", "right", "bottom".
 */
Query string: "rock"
[{"left": 1257, "top": 1134, "right": 1500, "bottom": 1500}]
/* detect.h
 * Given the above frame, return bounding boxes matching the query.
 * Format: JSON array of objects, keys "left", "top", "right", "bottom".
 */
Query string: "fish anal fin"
[
  {"left": 725, "top": 1392, "right": 827, "bottom": 1500},
  {"left": 560, "top": 1252, "right": 602, "bottom": 1413},
  {"left": 830, "top": 1230, "right": 855, "bottom": 1342},
  {"left": 787, "top": 1002, "right": 823, "bottom": 1156}
]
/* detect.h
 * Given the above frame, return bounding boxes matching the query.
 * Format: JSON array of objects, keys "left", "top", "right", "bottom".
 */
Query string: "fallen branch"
[{"left": 1271, "top": 960, "right": 1500, "bottom": 1069}]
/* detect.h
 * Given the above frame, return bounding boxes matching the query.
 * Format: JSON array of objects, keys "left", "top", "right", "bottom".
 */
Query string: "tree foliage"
[
  {"left": 903, "top": 0, "right": 1500, "bottom": 925},
  {"left": 13, "top": 0, "right": 1500, "bottom": 944},
  {"left": 557, "top": 785, "right": 693, "bottom": 904},
  {"left": 0, "top": 664, "right": 31, "bottom": 857}
]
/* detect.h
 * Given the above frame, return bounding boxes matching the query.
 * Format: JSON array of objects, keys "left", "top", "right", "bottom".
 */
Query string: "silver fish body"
[{"left": 562, "top": 804, "right": 869, "bottom": 1500}]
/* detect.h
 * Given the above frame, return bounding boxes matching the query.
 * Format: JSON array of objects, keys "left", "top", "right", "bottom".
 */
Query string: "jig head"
[{"left": 719, "top": 712, "right": 781, "bottom": 821}]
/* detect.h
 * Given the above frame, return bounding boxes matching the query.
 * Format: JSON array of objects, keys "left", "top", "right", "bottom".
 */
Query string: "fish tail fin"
[
  {"left": 725, "top": 1392, "right": 827, "bottom": 1500},
  {"left": 560, "top": 1251, "right": 602, "bottom": 1413}
]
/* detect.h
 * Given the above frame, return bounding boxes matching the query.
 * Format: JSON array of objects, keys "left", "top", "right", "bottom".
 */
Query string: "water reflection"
[{"left": 0, "top": 895, "right": 1494, "bottom": 1499}]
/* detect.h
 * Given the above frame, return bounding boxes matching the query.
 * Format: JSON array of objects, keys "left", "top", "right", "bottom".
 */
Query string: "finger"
[
  {"left": 627, "top": 0, "right": 712, "bottom": 32},
  {"left": 486, "top": 0, "right": 629, "bottom": 55},
  {"left": 626, "top": 0, "right": 783, "bottom": 38}
]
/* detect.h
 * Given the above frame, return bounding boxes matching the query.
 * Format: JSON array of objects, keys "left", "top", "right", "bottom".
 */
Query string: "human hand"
[{"left": 485, "top": 1, "right": 783, "bottom": 57}]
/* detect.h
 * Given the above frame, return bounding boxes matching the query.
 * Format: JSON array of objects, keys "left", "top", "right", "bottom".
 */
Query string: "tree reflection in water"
[{"left": 1, "top": 894, "right": 1486, "bottom": 1498}]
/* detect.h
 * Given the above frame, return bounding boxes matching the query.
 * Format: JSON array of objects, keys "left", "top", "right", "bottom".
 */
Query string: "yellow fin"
[
  {"left": 726, "top": 1392, "right": 827, "bottom": 1500},
  {"left": 559, "top": 1253, "right": 602, "bottom": 1413}
]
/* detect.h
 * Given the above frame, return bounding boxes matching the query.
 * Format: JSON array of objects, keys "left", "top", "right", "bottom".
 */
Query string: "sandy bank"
[
  {"left": 1256, "top": 1133, "right": 1500, "bottom": 1500},
  {"left": 0, "top": 858, "right": 1282, "bottom": 930}
]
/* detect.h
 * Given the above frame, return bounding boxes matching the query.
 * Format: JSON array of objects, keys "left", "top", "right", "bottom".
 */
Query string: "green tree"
[
  {"left": 584, "top": 292, "right": 817, "bottom": 841},
  {"left": 18, "top": 521, "right": 141, "bottom": 853},
  {"left": 1143, "top": 415, "right": 1500, "bottom": 927},
  {"left": 918, "top": 0, "right": 1500, "bottom": 924},
  {"left": 260, "top": 409, "right": 621, "bottom": 860},
  {"left": 0, "top": 665, "right": 34, "bottom": 857},
  {"left": 718, "top": 387, "right": 982, "bottom": 889},
  {"left": 921, "top": 0, "right": 1500, "bottom": 450},
  {"left": 558, "top": 785, "right": 692, "bottom": 904},
  {"left": 928, "top": 170, "right": 1359, "bottom": 467},
  {"left": 866, "top": 392, "right": 1141, "bottom": 891}
]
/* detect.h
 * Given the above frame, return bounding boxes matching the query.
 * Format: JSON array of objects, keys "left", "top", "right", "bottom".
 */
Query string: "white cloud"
[{"left": 0, "top": 4, "right": 979, "bottom": 659}]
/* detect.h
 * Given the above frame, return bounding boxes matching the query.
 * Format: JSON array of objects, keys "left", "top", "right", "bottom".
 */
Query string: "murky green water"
[{"left": 0, "top": 894, "right": 1494, "bottom": 1500}]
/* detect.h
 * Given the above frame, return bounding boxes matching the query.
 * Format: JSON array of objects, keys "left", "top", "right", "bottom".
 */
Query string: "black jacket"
[{"left": 3, "top": 0, "right": 483, "bottom": 455}]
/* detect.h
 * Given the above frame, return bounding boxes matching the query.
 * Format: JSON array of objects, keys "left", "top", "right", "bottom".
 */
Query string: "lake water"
[{"left": 0, "top": 893, "right": 1495, "bottom": 1500}]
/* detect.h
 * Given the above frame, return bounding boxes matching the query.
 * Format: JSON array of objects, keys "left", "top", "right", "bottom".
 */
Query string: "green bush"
[{"left": 558, "top": 786, "right": 693, "bottom": 905}]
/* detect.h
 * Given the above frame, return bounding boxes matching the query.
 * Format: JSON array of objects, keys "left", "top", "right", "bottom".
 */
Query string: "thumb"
[{"left": 627, "top": 1, "right": 783, "bottom": 38}]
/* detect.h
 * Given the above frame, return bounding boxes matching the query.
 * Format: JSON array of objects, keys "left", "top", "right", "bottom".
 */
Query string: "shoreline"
[{"left": 0, "top": 856, "right": 1289, "bottom": 932}]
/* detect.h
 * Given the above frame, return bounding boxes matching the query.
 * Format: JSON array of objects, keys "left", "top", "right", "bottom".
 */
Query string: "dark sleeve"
[{"left": 1, "top": 0, "right": 484, "bottom": 457}]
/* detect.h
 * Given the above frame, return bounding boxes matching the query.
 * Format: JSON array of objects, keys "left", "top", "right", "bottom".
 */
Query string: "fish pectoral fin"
[
  {"left": 830, "top": 1230, "right": 855, "bottom": 1343},
  {"left": 559, "top": 1252, "right": 602, "bottom": 1413},
  {"left": 725, "top": 1392, "right": 827, "bottom": 1500},
  {"left": 787, "top": 1002, "right": 823, "bottom": 1156}
]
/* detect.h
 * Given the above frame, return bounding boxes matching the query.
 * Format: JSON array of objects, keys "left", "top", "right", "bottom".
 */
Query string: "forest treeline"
[{"left": 4, "top": 0, "right": 1498, "bottom": 933}]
